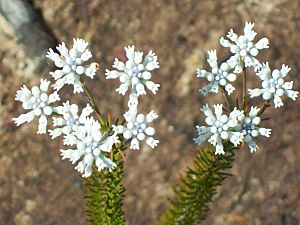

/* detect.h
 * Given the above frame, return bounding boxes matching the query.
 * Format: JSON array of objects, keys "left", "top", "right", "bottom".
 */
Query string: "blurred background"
[{"left": 0, "top": 0, "right": 299, "bottom": 224}]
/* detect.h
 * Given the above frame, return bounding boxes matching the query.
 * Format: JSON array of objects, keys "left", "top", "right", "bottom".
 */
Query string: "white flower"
[
  {"left": 49, "top": 101, "right": 93, "bottom": 140},
  {"left": 105, "top": 45, "right": 160, "bottom": 96},
  {"left": 127, "top": 92, "right": 139, "bottom": 112},
  {"left": 197, "top": 50, "right": 237, "bottom": 95},
  {"left": 235, "top": 106, "right": 271, "bottom": 153},
  {"left": 220, "top": 21, "right": 269, "bottom": 71},
  {"left": 194, "top": 104, "right": 244, "bottom": 155},
  {"left": 47, "top": 38, "right": 99, "bottom": 93},
  {"left": 13, "top": 79, "right": 60, "bottom": 134},
  {"left": 60, "top": 117, "right": 120, "bottom": 177},
  {"left": 114, "top": 110, "right": 159, "bottom": 150},
  {"left": 248, "top": 63, "right": 298, "bottom": 108}
]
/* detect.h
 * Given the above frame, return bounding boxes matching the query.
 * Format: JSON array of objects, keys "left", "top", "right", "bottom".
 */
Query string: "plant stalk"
[
  {"left": 156, "top": 143, "right": 237, "bottom": 225},
  {"left": 85, "top": 145, "right": 126, "bottom": 225},
  {"left": 80, "top": 76, "right": 106, "bottom": 126},
  {"left": 257, "top": 100, "right": 271, "bottom": 116},
  {"left": 242, "top": 66, "right": 247, "bottom": 110},
  {"left": 221, "top": 86, "right": 232, "bottom": 111}
]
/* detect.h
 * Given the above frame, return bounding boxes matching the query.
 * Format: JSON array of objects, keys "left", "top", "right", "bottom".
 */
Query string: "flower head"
[
  {"left": 60, "top": 117, "right": 119, "bottom": 177},
  {"left": 13, "top": 79, "right": 60, "bottom": 134},
  {"left": 197, "top": 50, "right": 237, "bottom": 95},
  {"left": 235, "top": 106, "right": 271, "bottom": 153},
  {"left": 114, "top": 110, "right": 159, "bottom": 150},
  {"left": 194, "top": 104, "right": 244, "bottom": 154},
  {"left": 47, "top": 38, "right": 99, "bottom": 93},
  {"left": 49, "top": 101, "right": 93, "bottom": 140},
  {"left": 248, "top": 63, "right": 298, "bottom": 108},
  {"left": 105, "top": 45, "right": 160, "bottom": 96},
  {"left": 220, "top": 21, "right": 269, "bottom": 71}
]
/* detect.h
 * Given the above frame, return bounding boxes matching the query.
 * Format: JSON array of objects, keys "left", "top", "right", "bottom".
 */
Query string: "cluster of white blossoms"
[
  {"left": 14, "top": 39, "right": 160, "bottom": 177},
  {"left": 194, "top": 104, "right": 244, "bottom": 154},
  {"left": 248, "top": 63, "right": 298, "bottom": 108},
  {"left": 60, "top": 117, "right": 119, "bottom": 177},
  {"left": 235, "top": 106, "right": 271, "bottom": 153},
  {"left": 48, "top": 101, "right": 93, "bottom": 141},
  {"left": 46, "top": 38, "right": 99, "bottom": 93},
  {"left": 13, "top": 79, "right": 60, "bottom": 134},
  {"left": 197, "top": 50, "right": 237, "bottom": 95},
  {"left": 114, "top": 110, "right": 159, "bottom": 150},
  {"left": 105, "top": 45, "right": 160, "bottom": 96},
  {"left": 195, "top": 22, "right": 298, "bottom": 154},
  {"left": 197, "top": 22, "right": 269, "bottom": 97},
  {"left": 106, "top": 46, "right": 160, "bottom": 150},
  {"left": 220, "top": 21, "right": 269, "bottom": 71}
]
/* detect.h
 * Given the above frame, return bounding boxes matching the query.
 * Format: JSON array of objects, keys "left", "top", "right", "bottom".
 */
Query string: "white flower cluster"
[
  {"left": 194, "top": 104, "right": 244, "bottom": 154},
  {"left": 194, "top": 104, "right": 271, "bottom": 154},
  {"left": 14, "top": 39, "right": 125, "bottom": 177},
  {"left": 106, "top": 46, "right": 160, "bottom": 150},
  {"left": 235, "top": 106, "right": 271, "bottom": 153},
  {"left": 220, "top": 21, "right": 269, "bottom": 71},
  {"left": 105, "top": 45, "right": 160, "bottom": 96},
  {"left": 13, "top": 79, "right": 60, "bottom": 134},
  {"left": 197, "top": 50, "right": 237, "bottom": 95},
  {"left": 194, "top": 21, "right": 298, "bottom": 154},
  {"left": 48, "top": 101, "right": 93, "bottom": 142},
  {"left": 60, "top": 117, "right": 119, "bottom": 177},
  {"left": 197, "top": 21, "right": 269, "bottom": 96},
  {"left": 248, "top": 63, "right": 298, "bottom": 108},
  {"left": 46, "top": 38, "right": 99, "bottom": 93}
]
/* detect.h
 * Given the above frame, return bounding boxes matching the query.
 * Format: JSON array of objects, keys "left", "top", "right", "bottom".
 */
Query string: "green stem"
[
  {"left": 80, "top": 76, "right": 126, "bottom": 224},
  {"left": 85, "top": 144, "right": 126, "bottom": 225},
  {"left": 221, "top": 86, "right": 232, "bottom": 111},
  {"left": 257, "top": 100, "right": 271, "bottom": 116},
  {"left": 241, "top": 66, "right": 247, "bottom": 110},
  {"left": 51, "top": 111, "right": 62, "bottom": 116},
  {"left": 80, "top": 76, "right": 106, "bottom": 126},
  {"left": 155, "top": 143, "right": 237, "bottom": 225}
]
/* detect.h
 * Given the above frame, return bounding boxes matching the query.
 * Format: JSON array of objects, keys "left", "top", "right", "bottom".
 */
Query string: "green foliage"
[
  {"left": 84, "top": 143, "right": 126, "bottom": 225},
  {"left": 156, "top": 143, "right": 237, "bottom": 225}
]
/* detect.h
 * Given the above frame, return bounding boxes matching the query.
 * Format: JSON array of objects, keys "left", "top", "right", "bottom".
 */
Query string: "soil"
[{"left": 0, "top": 0, "right": 300, "bottom": 225}]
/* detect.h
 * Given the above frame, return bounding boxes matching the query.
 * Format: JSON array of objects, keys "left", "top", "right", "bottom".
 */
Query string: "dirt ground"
[{"left": 0, "top": 0, "right": 300, "bottom": 225}]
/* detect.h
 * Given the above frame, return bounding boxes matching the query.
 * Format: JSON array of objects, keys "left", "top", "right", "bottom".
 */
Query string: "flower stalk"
[
  {"left": 221, "top": 86, "right": 233, "bottom": 111},
  {"left": 257, "top": 100, "right": 271, "bottom": 116},
  {"left": 85, "top": 144, "right": 126, "bottom": 225},
  {"left": 156, "top": 144, "right": 237, "bottom": 225},
  {"left": 80, "top": 76, "right": 106, "bottom": 127},
  {"left": 241, "top": 65, "right": 247, "bottom": 110}
]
